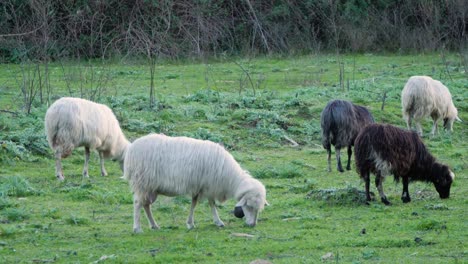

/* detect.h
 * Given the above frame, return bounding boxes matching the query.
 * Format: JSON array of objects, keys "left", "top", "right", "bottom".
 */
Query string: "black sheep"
[
  {"left": 354, "top": 124, "right": 454, "bottom": 205},
  {"left": 320, "top": 100, "right": 374, "bottom": 172}
]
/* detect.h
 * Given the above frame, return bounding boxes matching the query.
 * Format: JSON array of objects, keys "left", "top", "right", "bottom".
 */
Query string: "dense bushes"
[
  {"left": 0, "top": 113, "right": 49, "bottom": 164},
  {"left": 1, "top": 0, "right": 466, "bottom": 61}
]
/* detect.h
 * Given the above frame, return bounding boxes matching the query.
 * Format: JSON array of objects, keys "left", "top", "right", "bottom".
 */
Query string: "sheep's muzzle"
[{"left": 233, "top": 206, "right": 244, "bottom": 218}]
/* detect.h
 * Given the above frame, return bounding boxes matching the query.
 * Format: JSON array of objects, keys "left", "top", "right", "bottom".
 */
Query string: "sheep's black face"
[
  {"left": 233, "top": 206, "right": 245, "bottom": 218},
  {"left": 433, "top": 166, "right": 454, "bottom": 199},
  {"left": 435, "top": 182, "right": 451, "bottom": 199}
]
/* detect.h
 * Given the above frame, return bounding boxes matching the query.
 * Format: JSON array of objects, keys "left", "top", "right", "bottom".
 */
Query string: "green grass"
[{"left": 0, "top": 53, "right": 466, "bottom": 263}]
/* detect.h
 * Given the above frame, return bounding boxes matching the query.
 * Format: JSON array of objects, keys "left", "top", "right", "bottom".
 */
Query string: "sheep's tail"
[
  {"left": 44, "top": 113, "right": 60, "bottom": 149},
  {"left": 320, "top": 106, "right": 333, "bottom": 150},
  {"left": 402, "top": 92, "right": 415, "bottom": 118}
]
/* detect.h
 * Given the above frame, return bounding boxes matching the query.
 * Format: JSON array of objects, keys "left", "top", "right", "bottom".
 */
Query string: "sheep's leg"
[
  {"left": 336, "top": 148, "right": 344, "bottom": 172},
  {"left": 99, "top": 152, "right": 108, "bottom": 177},
  {"left": 327, "top": 148, "right": 332, "bottom": 172},
  {"left": 186, "top": 195, "right": 199, "bottom": 229},
  {"left": 376, "top": 173, "right": 390, "bottom": 205},
  {"left": 54, "top": 150, "right": 65, "bottom": 181},
  {"left": 364, "top": 171, "right": 372, "bottom": 204},
  {"left": 415, "top": 121, "right": 423, "bottom": 137},
  {"left": 401, "top": 176, "right": 411, "bottom": 203},
  {"left": 404, "top": 114, "right": 412, "bottom": 130},
  {"left": 133, "top": 195, "right": 143, "bottom": 233},
  {"left": 209, "top": 199, "right": 225, "bottom": 227},
  {"left": 83, "top": 147, "right": 90, "bottom": 178},
  {"left": 143, "top": 198, "right": 159, "bottom": 230},
  {"left": 346, "top": 146, "right": 352, "bottom": 171},
  {"left": 430, "top": 118, "right": 439, "bottom": 136}
]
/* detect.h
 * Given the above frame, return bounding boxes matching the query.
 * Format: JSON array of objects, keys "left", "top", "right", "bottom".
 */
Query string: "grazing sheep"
[
  {"left": 320, "top": 100, "right": 374, "bottom": 172},
  {"left": 401, "top": 75, "right": 461, "bottom": 136},
  {"left": 354, "top": 124, "right": 454, "bottom": 205},
  {"left": 123, "top": 134, "right": 267, "bottom": 233},
  {"left": 45, "top": 97, "right": 130, "bottom": 180}
]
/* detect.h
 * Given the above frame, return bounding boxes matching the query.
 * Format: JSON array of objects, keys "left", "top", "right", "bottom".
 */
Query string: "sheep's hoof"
[
  {"left": 365, "top": 198, "right": 372, "bottom": 205},
  {"left": 346, "top": 166, "right": 351, "bottom": 171},
  {"left": 82, "top": 172, "right": 89, "bottom": 178},
  {"left": 56, "top": 175, "right": 65, "bottom": 181},
  {"left": 186, "top": 223, "right": 195, "bottom": 230},
  {"left": 101, "top": 171, "right": 108, "bottom": 177},
  {"left": 381, "top": 197, "right": 391, "bottom": 206},
  {"left": 150, "top": 224, "right": 160, "bottom": 230},
  {"left": 401, "top": 196, "right": 411, "bottom": 203},
  {"left": 337, "top": 168, "right": 344, "bottom": 173},
  {"left": 133, "top": 227, "right": 143, "bottom": 233},
  {"left": 215, "top": 221, "right": 225, "bottom": 227}
]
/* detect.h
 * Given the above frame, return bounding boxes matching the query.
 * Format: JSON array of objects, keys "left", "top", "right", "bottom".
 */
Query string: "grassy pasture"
[{"left": 0, "top": 53, "right": 466, "bottom": 263}]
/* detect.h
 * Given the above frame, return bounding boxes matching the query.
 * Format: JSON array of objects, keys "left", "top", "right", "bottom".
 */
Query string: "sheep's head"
[
  {"left": 234, "top": 178, "right": 267, "bottom": 227},
  {"left": 432, "top": 164, "right": 454, "bottom": 199},
  {"left": 443, "top": 105, "right": 461, "bottom": 131},
  {"left": 443, "top": 117, "right": 455, "bottom": 132}
]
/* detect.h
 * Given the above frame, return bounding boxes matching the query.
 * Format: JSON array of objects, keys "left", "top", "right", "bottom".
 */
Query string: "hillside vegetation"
[{"left": 0, "top": 53, "right": 466, "bottom": 263}]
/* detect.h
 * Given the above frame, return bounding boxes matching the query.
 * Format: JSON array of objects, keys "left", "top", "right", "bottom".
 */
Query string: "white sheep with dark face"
[
  {"left": 123, "top": 134, "right": 267, "bottom": 233},
  {"left": 402, "top": 76, "right": 461, "bottom": 136},
  {"left": 45, "top": 97, "right": 130, "bottom": 180}
]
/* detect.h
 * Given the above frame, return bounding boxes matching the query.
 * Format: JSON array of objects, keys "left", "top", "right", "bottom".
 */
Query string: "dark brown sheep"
[{"left": 354, "top": 124, "right": 454, "bottom": 205}]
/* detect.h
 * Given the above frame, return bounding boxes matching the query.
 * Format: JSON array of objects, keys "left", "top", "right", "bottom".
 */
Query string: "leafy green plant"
[
  {"left": 1, "top": 208, "right": 29, "bottom": 222},
  {"left": 416, "top": 219, "right": 445, "bottom": 231},
  {"left": 66, "top": 215, "right": 90, "bottom": 226},
  {"left": 184, "top": 89, "right": 220, "bottom": 104},
  {"left": 0, "top": 141, "right": 31, "bottom": 164},
  {"left": 182, "top": 128, "right": 224, "bottom": 144},
  {"left": 42, "top": 208, "right": 61, "bottom": 219},
  {"left": 0, "top": 176, "right": 37, "bottom": 197},
  {"left": 0, "top": 197, "right": 15, "bottom": 210},
  {"left": 307, "top": 187, "right": 369, "bottom": 206},
  {"left": 0, "top": 226, "right": 17, "bottom": 237},
  {"left": 253, "top": 164, "right": 304, "bottom": 179}
]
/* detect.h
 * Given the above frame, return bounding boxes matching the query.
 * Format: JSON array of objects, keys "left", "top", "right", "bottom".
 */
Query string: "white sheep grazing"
[
  {"left": 123, "top": 133, "right": 267, "bottom": 233},
  {"left": 401, "top": 76, "right": 461, "bottom": 136},
  {"left": 45, "top": 97, "right": 130, "bottom": 180}
]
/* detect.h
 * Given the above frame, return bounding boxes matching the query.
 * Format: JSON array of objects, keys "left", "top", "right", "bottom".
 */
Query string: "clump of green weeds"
[
  {"left": 416, "top": 219, "right": 446, "bottom": 231},
  {"left": 0, "top": 176, "right": 38, "bottom": 197},
  {"left": 184, "top": 89, "right": 220, "bottom": 104},
  {"left": 0, "top": 197, "right": 16, "bottom": 210},
  {"left": 253, "top": 164, "right": 304, "bottom": 179},
  {"left": 424, "top": 203, "right": 450, "bottom": 211},
  {"left": 66, "top": 215, "right": 90, "bottom": 225},
  {"left": 0, "top": 113, "right": 49, "bottom": 163},
  {"left": 1, "top": 208, "right": 29, "bottom": 222},
  {"left": 307, "top": 187, "right": 368, "bottom": 205},
  {"left": 181, "top": 128, "right": 225, "bottom": 145},
  {"left": 123, "top": 118, "right": 173, "bottom": 134}
]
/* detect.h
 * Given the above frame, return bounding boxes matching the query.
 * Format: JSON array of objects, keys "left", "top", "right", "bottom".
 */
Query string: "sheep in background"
[
  {"left": 401, "top": 75, "right": 461, "bottom": 136},
  {"left": 45, "top": 97, "right": 130, "bottom": 180},
  {"left": 320, "top": 99, "right": 374, "bottom": 172},
  {"left": 123, "top": 134, "right": 267, "bottom": 233},
  {"left": 355, "top": 124, "right": 454, "bottom": 205}
]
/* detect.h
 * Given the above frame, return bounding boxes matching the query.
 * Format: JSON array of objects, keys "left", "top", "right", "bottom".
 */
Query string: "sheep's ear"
[
  {"left": 449, "top": 170, "right": 455, "bottom": 180},
  {"left": 235, "top": 197, "right": 246, "bottom": 207},
  {"left": 456, "top": 116, "right": 462, "bottom": 122}
]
